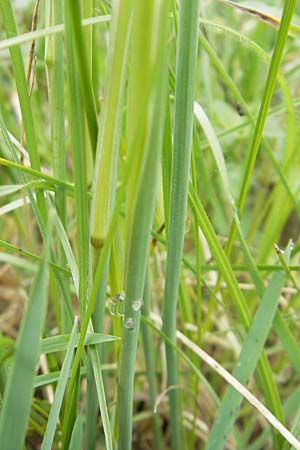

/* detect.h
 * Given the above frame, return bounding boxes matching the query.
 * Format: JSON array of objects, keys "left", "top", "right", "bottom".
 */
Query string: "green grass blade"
[
  {"left": 219, "top": 0, "right": 300, "bottom": 38},
  {"left": 53, "top": 214, "right": 79, "bottom": 295},
  {"left": 45, "top": 0, "right": 71, "bottom": 333},
  {"left": 41, "top": 317, "right": 79, "bottom": 450},
  {"left": 0, "top": 217, "right": 52, "bottom": 450},
  {"left": 140, "top": 273, "right": 163, "bottom": 450},
  {"left": 63, "top": 0, "right": 89, "bottom": 318},
  {"left": 68, "top": 0, "right": 98, "bottom": 156},
  {"left": 90, "top": 343, "right": 113, "bottom": 450},
  {"left": 0, "top": 15, "right": 111, "bottom": 51},
  {"left": 227, "top": 0, "right": 296, "bottom": 249},
  {"left": 68, "top": 414, "right": 83, "bottom": 450},
  {"left": 40, "top": 333, "right": 119, "bottom": 354},
  {"left": 161, "top": 2, "right": 201, "bottom": 448},
  {"left": 90, "top": 0, "right": 132, "bottom": 249}
]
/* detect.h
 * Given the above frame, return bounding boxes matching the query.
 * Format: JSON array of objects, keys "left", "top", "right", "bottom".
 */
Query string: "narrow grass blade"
[
  {"left": 41, "top": 317, "right": 79, "bottom": 450},
  {"left": 227, "top": 0, "right": 296, "bottom": 250},
  {"left": 0, "top": 238, "right": 71, "bottom": 276},
  {"left": 161, "top": 2, "right": 201, "bottom": 449},
  {"left": 0, "top": 15, "right": 111, "bottom": 51},
  {"left": 219, "top": 0, "right": 300, "bottom": 38},
  {"left": 0, "top": 218, "right": 51, "bottom": 450},
  {"left": 45, "top": 0, "right": 71, "bottom": 333},
  {"left": 68, "top": 0, "right": 98, "bottom": 156},
  {"left": 63, "top": 0, "right": 89, "bottom": 318},
  {"left": 40, "top": 333, "right": 119, "bottom": 354},
  {"left": 90, "top": 343, "right": 113, "bottom": 450},
  {"left": 0, "top": 157, "right": 74, "bottom": 192},
  {"left": 140, "top": 274, "right": 163, "bottom": 450},
  {"left": 53, "top": 214, "right": 79, "bottom": 295}
]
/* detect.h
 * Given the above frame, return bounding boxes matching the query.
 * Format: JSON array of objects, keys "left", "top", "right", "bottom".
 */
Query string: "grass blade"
[
  {"left": 41, "top": 317, "right": 79, "bottom": 450},
  {"left": 68, "top": 415, "right": 83, "bottom": 450},
  {"left": 161, "top": 2, "right": 201, "bottom": 448},
  {"left": 0, "top": 217, "right": 51, "bottom": 450}
]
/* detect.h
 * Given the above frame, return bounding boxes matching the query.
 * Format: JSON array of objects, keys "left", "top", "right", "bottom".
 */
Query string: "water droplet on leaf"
[
  {"left": 132, "top": 298, "right": 143, "bottom": 312},
  {"left": 125, "top": 317, "right": 134, "bottom": 331}
]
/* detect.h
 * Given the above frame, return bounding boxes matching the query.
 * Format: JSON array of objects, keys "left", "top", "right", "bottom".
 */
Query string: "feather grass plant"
[{"left": 0, "top": 1, "right": 300, "bottom": 449}]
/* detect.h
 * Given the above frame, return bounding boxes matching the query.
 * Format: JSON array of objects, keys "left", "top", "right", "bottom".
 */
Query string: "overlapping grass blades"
[{"left": 117, "top": 1, "right": 170, "bottom": 448}]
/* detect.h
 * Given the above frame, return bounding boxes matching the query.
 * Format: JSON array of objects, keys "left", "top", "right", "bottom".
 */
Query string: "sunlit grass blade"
[{"left": 0, "top": 217, "right": 52, "bottom": 450}]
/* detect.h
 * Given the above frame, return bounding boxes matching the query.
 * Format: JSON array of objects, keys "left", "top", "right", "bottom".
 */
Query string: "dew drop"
[
  {"left": 132, "top": 298, "right": 143, "bottom": 312},
  {"left": 125, "top": 317, "right": 134, "bottom": 331},
  {"left": 107, "top": 291, "right": 126, "bottom": 317}
]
